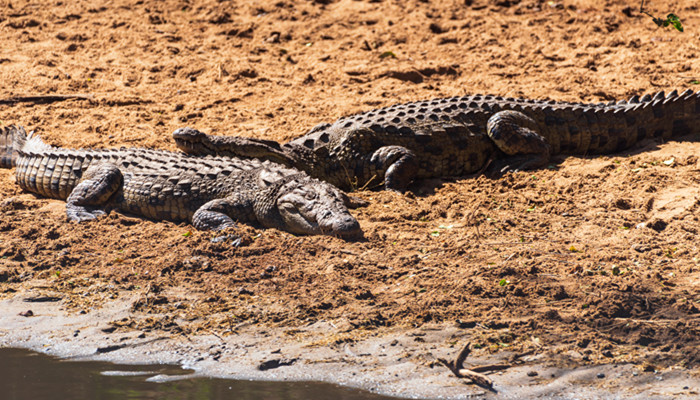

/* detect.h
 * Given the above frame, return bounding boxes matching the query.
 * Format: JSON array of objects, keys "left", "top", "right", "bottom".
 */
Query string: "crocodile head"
[
  {"left": 255, "top": 173, "right": 363, "bottom": 240},
  {"left": 173, "top": 127, "right": 295, "bottom": 166}
]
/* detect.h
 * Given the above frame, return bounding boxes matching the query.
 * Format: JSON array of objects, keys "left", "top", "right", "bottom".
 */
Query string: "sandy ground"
[{"left": 1, "top": 0, "right": 700, "bottom": 398}]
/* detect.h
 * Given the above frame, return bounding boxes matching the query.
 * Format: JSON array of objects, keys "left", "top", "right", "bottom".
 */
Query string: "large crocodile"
[
  {"left": 173, "top": 89, "right": 700, "bottom": 191},
  {"left": 0, "top": 125, "right": 362, "bottom": 239}
]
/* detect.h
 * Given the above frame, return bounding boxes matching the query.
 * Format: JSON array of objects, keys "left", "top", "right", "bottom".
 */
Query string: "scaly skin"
[
  {"left": 0, "top": 126, "right": 362, "bottom": 239},
  {"left": 174, "top": 89, "right": 700, "bottom": 191}
]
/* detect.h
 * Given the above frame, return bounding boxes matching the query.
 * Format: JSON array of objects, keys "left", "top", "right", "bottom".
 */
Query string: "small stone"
[
  {"left": 631, "top": 243, "right": 650, "bottom": 252},
  {"left": 18, "top": 310, "right": 33, "bottom": 317},
  {"left": 210, "top": 234, "right": 243, "bottom": 247},
  {"left": 527, "top": 371, "right": 538, "bottom": 377},
  {"left": 101, "top": 325, "right": 117, "bottom": 333},
  {"left": 257, "top": 358, "right": 297, "bottom": 371},
  {"left": 596, "top": 373, "right": 605, "bottom": 379}
]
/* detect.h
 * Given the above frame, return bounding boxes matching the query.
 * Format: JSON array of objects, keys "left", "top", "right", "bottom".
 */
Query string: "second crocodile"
[{"left": 174, "top": 89, "right": 700, "bottom": 191}]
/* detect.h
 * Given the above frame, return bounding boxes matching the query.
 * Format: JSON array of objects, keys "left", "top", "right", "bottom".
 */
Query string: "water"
[{"left": 0, "top": 348, "right": 396, "bottom": 400}]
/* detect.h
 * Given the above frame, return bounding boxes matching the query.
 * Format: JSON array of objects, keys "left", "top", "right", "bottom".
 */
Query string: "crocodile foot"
[
  {"left": 65, "top": 163, "right": 122, "bottom": 223},
  {"left": 487, "top": 110, "right": 551, "bottom": 171},
  {"left": 370, "top": 145, "right": 418, "bottom": 192}
]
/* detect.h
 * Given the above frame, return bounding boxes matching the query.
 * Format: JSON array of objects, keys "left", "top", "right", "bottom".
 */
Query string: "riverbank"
[{"left": 1, "top": 293, "right": 697, "bottom": 399}]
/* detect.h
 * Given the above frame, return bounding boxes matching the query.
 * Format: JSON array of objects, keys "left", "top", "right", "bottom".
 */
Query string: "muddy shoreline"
[{"left": 1, "top": 294, "right": 697, "bottom": 399}]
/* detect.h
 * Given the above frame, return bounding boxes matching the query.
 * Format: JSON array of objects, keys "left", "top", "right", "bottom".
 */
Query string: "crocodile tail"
[
  {"left": 664, "top": 89, "right": 700, "bottom": 136},
  {"left": 0, "top": 125, "right": 28, "bottom": 168},
  {"left": 641, "top": 89, "right": 700, "bottom": 138}
]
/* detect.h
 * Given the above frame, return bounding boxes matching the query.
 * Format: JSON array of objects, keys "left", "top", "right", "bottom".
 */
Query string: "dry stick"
[
  {"left": 470, "top": 363, "right": 512, "bottom": 373},
  {"left": 438, "top": 342, "right": 503, "bottom": 390},
  {"left": 456, "top": 369, "right": 494, "bottom": 388},
  {"left": 0, "top": 94, "right": 94, "bottom": 105}
]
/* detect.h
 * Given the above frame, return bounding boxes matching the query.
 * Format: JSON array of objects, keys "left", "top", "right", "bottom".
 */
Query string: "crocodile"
[
  {"left": 173, "top": 89, "right": 700, "bottom": 191},
  {"left": 0, "top": 125, "right": 362, "bottom": 239}
]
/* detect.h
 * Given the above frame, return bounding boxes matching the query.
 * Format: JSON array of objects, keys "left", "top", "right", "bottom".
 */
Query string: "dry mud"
[{"left": 1, "top": 0, "right": 700, "bottom": 398}]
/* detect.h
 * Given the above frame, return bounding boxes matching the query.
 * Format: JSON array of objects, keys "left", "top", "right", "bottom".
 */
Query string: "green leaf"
[
  {"left": 182, "top": 231, "right": 193, "bottom": 237},
  {"left": 379, "top": 51, "right": 397, "bottom": 59},
  {"left": 651, "top": 13, "right": 683, "bottom": 32},
  {"left": 666, "top": 13, "right": 683, "bottom": 32},
  {"left": 691, "top": 80, "right": 700, "bottom": 85},
  {"left": 499, "top": 279, "right": 509, "bottom": 286},
  {"left": 430, "top": 231, "right": 440, "bottom": 237}
]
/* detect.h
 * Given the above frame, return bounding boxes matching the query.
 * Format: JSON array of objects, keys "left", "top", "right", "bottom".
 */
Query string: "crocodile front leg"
[
  {"left": 66, "top": 163, "right": 123, "bottom": 222},
  {"left": 370, "top": 145, "right": 418, "bottom": 192},
  {"left": 191, "top": 195, "right": 255, "bottom": 231},
  {"left": 487, "top": 110, "right": 551, "bottom": 171}
]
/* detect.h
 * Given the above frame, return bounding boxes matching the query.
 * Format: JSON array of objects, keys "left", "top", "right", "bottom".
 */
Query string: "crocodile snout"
[{"left": 331, "top": 214, "right": 362, "bottom": 240}]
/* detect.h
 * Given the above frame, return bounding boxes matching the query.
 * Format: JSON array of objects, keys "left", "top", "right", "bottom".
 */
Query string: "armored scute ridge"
[
  {"left": 174, "top": 89, "right": 700, "bottom": 191},
  {"left": 0, "top": 125, "right": 362, "bottom": 239}
]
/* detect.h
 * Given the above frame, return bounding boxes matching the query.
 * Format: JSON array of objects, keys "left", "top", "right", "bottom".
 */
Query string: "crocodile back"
[{"left": 291, "top": 90, "right": 700, "bottom": 156}]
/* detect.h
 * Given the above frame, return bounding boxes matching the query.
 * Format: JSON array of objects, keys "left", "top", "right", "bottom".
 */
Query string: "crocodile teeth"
[
  {"left": 652, "top": 91, "right": 665, "bottom": 101},
  {"left": 606, "top": 100, "right": 616, "bottom": 106},
  {"left": 628, "top": 95, "right": 640, "bottom": 103},
  {"left": 680, "top": 89, "right": 694, "bottom": 97},
  {"left": 640, "top": 94, "right": 652, "bottom": 102},
  {"left": 666, "top": 89, "right": 678, "bottom": 98},
  {"left": 617, "top": 99, "right": 627, "bottom": 105}
]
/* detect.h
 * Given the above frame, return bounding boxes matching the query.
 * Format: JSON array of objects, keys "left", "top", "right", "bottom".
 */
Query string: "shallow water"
[{"left": 0, "top": 348, "right": 396, "bottom": 400}]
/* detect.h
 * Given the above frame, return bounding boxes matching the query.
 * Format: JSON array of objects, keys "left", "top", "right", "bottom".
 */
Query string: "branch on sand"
[
  {"left": 438, "top": 342, "right": 512, "bottom": 390},
  {"left": 0, "top": 94, "right": 94, "bottom": 105}
]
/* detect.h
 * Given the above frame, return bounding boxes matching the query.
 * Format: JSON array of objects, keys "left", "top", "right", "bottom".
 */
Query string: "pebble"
[
  {"left": 596, "top": 373, "right": 605, "bottom": 379},
  {"left": 210, "top": 234, "right": 242, "bottom": 246},
  {"left": 527, "top": 371, "right": 538, "bottom": 377}
]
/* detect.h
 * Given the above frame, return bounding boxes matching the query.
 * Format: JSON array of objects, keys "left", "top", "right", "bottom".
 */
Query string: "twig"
[
  {"left": 0, "top": 94, "right": 94, "bottom": 105},
  {"left": 470, "top": 363, "right": 512, "bottom": 373},
  {"left": 457, "top": 369, "right": 494, "bottom": 387},
  {"left": 455, "top": 341, "right": 471, "bottom": 368},
  {"left": 613, "top": 317, "right": 700, "bottom": 324},
  {"left": 438, "top": 342, "right": 509, "bottom": 390}
]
